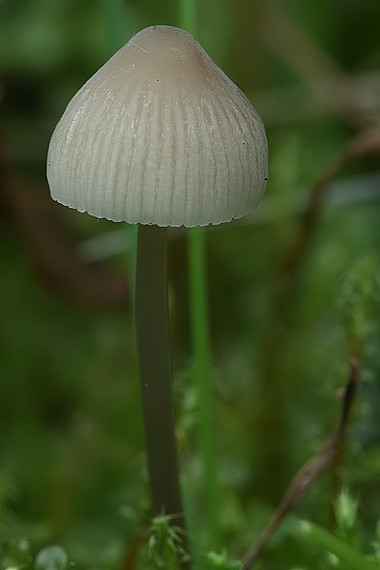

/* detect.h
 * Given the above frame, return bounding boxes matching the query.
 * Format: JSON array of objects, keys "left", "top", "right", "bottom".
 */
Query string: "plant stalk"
[
  {"left": 135, "top": 224, "right": 186, "bottom": 535},
  {"left": 179, "top": 0, "right": 221, "bottom": 551},
  {"left": 188, "top": 227, "right": 220, "bottom": 550},
  {"left": 179, "top": 0, "right": 197, "bottom": 34}
]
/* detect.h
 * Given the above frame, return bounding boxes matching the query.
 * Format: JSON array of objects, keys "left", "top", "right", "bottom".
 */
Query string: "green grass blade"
[{"left": 296, "top": 520, "right": 376, "bottom": 570}]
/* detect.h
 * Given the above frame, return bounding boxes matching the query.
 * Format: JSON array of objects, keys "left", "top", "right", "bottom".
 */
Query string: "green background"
[{"left": 1, "top": 0, "right": 380, "bottom": 568}]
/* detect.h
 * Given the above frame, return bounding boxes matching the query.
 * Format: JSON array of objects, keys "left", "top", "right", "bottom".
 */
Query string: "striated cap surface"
[{"left": 47, "top": 25, "right": 268, "bottom": 227}]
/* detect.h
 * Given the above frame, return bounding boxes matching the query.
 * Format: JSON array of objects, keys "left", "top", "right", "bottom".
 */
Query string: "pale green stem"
[
  {"left": 135, "top": 225, "right": 183, "bottom": 517},
  {"left": 135, "top": 226, "right": 189, "bottom": 570}
]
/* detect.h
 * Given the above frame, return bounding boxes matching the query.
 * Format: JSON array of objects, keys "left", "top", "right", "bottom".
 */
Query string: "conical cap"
[{"left": 47, "top": 25, "right": 268, "bottom": 227}]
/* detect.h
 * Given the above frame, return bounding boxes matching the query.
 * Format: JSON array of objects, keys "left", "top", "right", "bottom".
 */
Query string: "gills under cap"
[{"left": 47, "top": 25, "right": 268, "bottom": 227}]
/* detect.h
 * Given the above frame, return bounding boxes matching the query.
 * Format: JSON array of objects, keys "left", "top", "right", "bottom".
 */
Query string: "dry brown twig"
[
  {"left": 281, "top": 127, "right": 380, "bottom": 291},
  {"left": 241, "top": 357, "right": 360, "bottom": 569},
  {"left": 246, "top": 125, "right": 380, "bottom": 567},
  {"left": 254, "top": 126, "right": 380, "bottom": 501}
]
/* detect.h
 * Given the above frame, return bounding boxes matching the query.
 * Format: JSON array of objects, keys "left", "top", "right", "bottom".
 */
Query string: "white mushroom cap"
[{"left": 47, "top": 25, "right": 268, "bottom": 227}]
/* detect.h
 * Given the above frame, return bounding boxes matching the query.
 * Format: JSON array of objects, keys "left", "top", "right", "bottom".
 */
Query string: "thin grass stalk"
[
  {"left": 188, "top": 227, "right": 220, "bottom": 551},
  {"left": 178, "top": 0, "right": 221, "bottom": 552},
  {"left": 179, "top": 0, "right": 197, "bottom": 34}
]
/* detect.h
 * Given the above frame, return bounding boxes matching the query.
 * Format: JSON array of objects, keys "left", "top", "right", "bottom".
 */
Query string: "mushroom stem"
[{"left": 135, "top": 224, "right": 186, "bottom": 540}]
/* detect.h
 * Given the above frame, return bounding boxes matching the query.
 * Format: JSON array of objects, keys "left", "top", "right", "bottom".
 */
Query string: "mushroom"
[{"left": 47, "top": 24, "right": 268, "bottom": 552}]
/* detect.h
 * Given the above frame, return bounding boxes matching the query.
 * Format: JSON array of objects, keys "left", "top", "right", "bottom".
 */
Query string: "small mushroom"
[
  {"left": 47, "top": 25, "right": 267, "bottom": 227},
  {"left": 46, "top": 24, "right": 268, "bottom": 546}
]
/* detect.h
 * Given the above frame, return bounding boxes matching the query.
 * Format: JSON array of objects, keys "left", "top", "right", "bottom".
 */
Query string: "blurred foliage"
[
  {"left": 291, "top": 488, "right": 380, "bottom": 569},
  {"left": 138, "top": 514, "right": 189, "bottom": 570},
  {"left": 1, "top": 0, "right": 380, "bottom": 569}
]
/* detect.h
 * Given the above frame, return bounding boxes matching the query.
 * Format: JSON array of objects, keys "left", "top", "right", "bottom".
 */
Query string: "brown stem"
[
  {"left": 242, "top": 358, "right": 360, "bottom": 569},
  {"left": 254, "top": 127, "right": 380, "bottom": 503}
]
